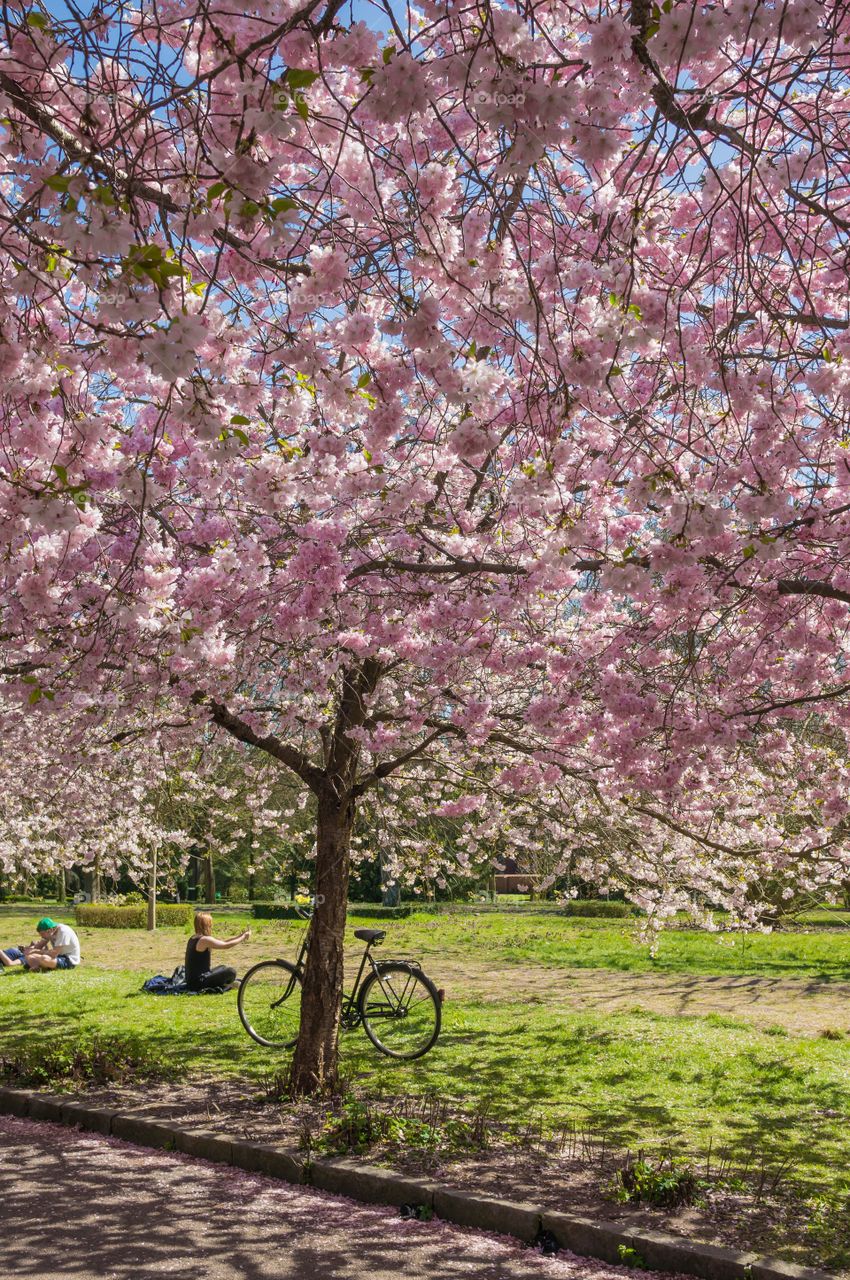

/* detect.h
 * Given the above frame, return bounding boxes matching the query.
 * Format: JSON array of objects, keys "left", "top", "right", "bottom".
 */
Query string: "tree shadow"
[{"left": 1, "top": 1117, "right": 565, "bottom": 1280}]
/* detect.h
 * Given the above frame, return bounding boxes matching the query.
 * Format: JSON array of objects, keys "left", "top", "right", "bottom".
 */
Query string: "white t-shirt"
[{"left": 51, "top": 924, "right": 81, "bottom": 966}]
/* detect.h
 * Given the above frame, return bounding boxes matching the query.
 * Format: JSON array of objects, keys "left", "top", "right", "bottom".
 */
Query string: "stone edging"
[{"left": 0, "top": 1088, "right": 832, "bottom": 1280}]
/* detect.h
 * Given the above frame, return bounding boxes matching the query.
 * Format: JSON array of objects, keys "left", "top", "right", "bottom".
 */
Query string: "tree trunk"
[
  {"left": 57, "top": 867, "right": 66, "bottom": 904},
  {"left": 147, "top": 848, "right": 157, "bottom": 931},
  {"left": 289, "top": 790, "right": 354, "bottom": 1095},
  {"left": 204, "top": 848, "right": 215, "bottom": 903}
]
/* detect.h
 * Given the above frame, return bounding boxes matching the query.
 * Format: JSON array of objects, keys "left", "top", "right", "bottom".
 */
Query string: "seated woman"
[{"left": 185, "top": 912, "right": 250, "bottom": 992}]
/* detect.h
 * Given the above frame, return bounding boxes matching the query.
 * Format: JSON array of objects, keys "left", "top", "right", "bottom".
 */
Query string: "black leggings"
[{"left": 196, "top": 965, "right": 236, "bottom": 991}]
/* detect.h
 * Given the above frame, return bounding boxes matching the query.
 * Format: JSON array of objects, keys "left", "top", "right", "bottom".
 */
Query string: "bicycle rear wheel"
[
  {"left": 238, "top": 960, "right": 302, "bottom": 1048},
  {"left": 358, "top": 962, "right": 441, "bottom": 1060}
]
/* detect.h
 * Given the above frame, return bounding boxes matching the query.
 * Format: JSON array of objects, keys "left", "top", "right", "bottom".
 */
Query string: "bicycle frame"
[{"left": 284, "top": 919, "right": 417, "bottom": 1028}]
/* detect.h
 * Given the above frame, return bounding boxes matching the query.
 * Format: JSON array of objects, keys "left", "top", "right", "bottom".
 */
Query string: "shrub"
[
  {"left": 315, "top": 1096, "right": 490, "bottom": 1157},
  {"left": 614, "top": 1157, "right": 699, "bottom": 1209},
  {"left": 560, "top": 899, "right": 639, "bottom": 918},
  {"left": 0, "top": 1033, "right": 174, "bottom": 1088},
  {"left": 227, "top": 884, "right": 249, "bottom": 902},
  {"left": 74, "top": 903, "right": 191, "bottom": 929}
]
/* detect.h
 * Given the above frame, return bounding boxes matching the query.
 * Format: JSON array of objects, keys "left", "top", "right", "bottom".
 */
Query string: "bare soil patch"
[{"left": 450, "top": 964, "right": 850, "bottom": 1037}]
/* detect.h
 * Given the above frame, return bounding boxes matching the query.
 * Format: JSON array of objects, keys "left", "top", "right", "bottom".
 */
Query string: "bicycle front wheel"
[
  {"left": 238, "top": 960, "right": 302, "bottom": 1048},
  {"left": 359, "top": 962, "right": 441, "bottom": 1060}
]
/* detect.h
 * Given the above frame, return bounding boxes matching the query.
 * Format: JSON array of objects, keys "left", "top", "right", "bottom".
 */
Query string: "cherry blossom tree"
[{"left": 2, "top": 0, "right": 850, "bottom": 1088}]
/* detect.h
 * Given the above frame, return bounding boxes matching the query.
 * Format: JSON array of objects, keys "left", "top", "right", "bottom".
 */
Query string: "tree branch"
[
  {"left": 351, "top": 726, "right": 451, "bottom": 796},
  {"left": 0, "top": 71, "right": 308, "bottom": 276},
  {"left": 777, "top": 579, "right": 850, "bottom": 606},
  {"left": 200, "top": 695, "right": 324, "bottom": 790}
]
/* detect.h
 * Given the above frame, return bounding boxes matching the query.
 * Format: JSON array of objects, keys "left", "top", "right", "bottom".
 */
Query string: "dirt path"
[
  {"left": 0, "top": 1116, "right": 685, "bottom": 1280},
  {"left": 435, "top": 963, "right": 850, "bottom": 1035}
]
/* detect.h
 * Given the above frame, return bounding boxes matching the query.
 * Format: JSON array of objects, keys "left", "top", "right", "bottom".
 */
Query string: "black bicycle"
[{"left": 237, "top": 903, "right": 442, "bottom": 1061}]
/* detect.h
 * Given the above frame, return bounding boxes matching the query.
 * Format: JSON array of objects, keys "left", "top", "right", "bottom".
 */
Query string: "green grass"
[
  {"left": 3, "top": 907, "right": 850, "bottom": 1265},
  {"left": 1, "top": 961, "right": 847, "bottom": 1194},
  {"left": 388, "top": 912, "right": 850, "bottom": 979}
]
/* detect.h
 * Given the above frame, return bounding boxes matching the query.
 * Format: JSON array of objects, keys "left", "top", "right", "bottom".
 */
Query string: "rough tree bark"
[
  {"left": 289, "top": 787, "right": 355, "bottom": 1093},
  {"left": 288, "top": 659, "right": 380, "bottom": 1094}
]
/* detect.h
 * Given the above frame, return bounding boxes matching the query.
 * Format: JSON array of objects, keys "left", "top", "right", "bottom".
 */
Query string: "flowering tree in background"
[
  {"left": 0, "top": 704, "right": 190, "bottom": 911},
  {"left": 2, "top": 0, "right": 850, "bottom": 1087}
]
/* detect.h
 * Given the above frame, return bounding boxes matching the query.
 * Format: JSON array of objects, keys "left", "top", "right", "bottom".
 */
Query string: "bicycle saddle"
[{"left": 354, "top": 928, "right": 386, "bottom": 944}]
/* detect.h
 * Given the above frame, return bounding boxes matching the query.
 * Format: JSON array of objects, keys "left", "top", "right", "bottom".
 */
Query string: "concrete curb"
[{"left": 0, "top": 1088, "right": 835, "bottom": 1280}]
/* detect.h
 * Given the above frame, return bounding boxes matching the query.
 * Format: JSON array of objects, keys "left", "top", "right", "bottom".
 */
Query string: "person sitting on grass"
[
  {"left": 185, "top": 912, "right": 250, "bottom": 992},
  {"left": 0, "top": 918, "right": 81, "bottom": 971}
]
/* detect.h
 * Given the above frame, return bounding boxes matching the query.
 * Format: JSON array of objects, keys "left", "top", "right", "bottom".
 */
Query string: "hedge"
[
  {"left": 559, "top": 899, "right": 639, "bottom": 918},
  {"left": 75, "top": 904, "right": 192, "bottom": 929},
  {"left": 252, "top": 902, "right": 411, "bottom": 921},
  {"left": 348, "top": 904, "right": 411, "bottom": 919},
  {"left": 252, "top": 903, "right": 303, "bottom": 920}
]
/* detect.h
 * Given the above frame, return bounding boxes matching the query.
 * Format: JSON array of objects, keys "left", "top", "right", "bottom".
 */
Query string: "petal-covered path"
[{"left": 0, "top": 1116, "right": 688, "bottom": 1280}]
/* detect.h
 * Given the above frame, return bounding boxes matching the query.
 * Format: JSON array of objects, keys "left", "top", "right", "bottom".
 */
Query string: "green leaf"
[
  {"left": 45, "top": 175, "right": 70, "bottom": 192},
  {"left": 26, "top": 11, "right": 50, "bottom": 28},
  {"left": 356, "top": 372, "right": 371, "bottom": 388},
  {"left": 742, "top": 544, "right": 756, "bottom": 560},
  {"left": 28, "top": 687, "right": 42, "bottom": 705},
  {"left": 207, "top": 181, "right": 229, "bottom": 201},
  {"left": 609, "top": 291, "right": 619, "bottom": 307},
  {"left": 231, "top": 428, "right": 250, "bottom": 446},
  {"left": 295, "top": 97, "right": 309, "bottom": 122},
  {"left": 382, "top": 44, "right": 396, "bottom": 64},
  {"left": 359, "top": 66, "right": 375, "bottom": 83},
  {"left": 230, "top": 414, "right": 251, "bottom": 425},
  {"left": 285, "top": 68, "right": 319, "bottom": 90},
  {"left": 271, "top": 197, "right": 299, "bottom": 214},
  {"left": 52, "top": 463, "right": 69, "bottom": 486}
]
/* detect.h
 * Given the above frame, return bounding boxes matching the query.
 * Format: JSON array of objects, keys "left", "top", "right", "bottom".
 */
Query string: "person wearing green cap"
[{"left": 0, "top": 918, "right": 81, "bottom": 971}]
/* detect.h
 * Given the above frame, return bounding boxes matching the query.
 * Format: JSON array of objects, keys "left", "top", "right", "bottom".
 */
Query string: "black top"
[{"left": 185, "top": 935, "right": 211, "bottom": 990}]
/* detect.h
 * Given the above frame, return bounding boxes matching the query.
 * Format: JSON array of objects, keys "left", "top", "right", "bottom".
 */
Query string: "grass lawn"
[{"left": 2, "top": 907, "right": 850, "bottom": 1264}]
